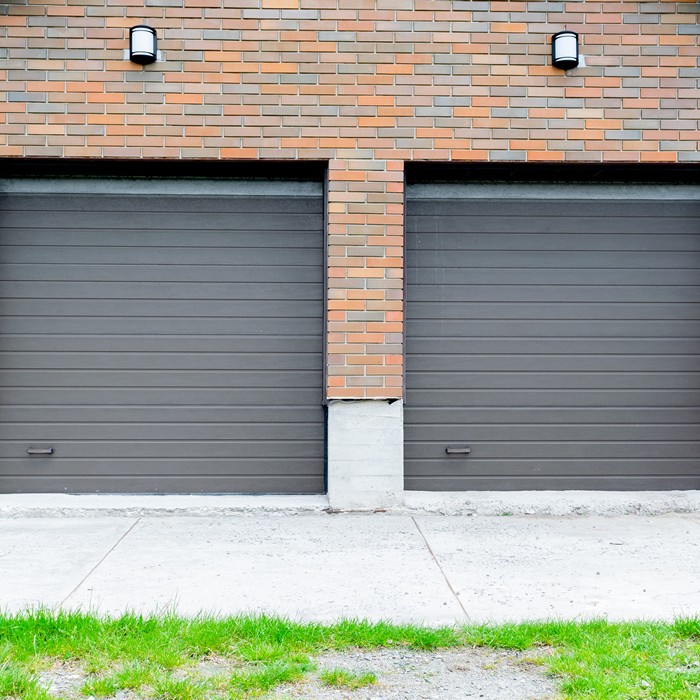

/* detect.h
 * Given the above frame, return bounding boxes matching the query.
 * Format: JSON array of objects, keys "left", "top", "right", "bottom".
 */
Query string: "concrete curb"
[
  {"left": 1, "top": 491, "right": 700, "bottom": 517},
  {"left": 0, "top": 494, "right": 330, "bottom": 518},
  {"left": 400, "top": 491, "right": 700, "bottom": 517}
]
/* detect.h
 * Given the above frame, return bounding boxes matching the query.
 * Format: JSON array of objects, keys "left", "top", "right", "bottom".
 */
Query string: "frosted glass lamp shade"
[
  {"left": 130, "top": 25, "right": 157, "bottom": 65},
  {"left": 552, "top": 30, "right": 579, "bottom": 70}
]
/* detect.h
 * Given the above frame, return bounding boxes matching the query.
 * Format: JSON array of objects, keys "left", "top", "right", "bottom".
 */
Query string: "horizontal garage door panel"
[
  {"left": 409, "top": 199, "right": 695, "bottom": 228},
  {"left": 404, "top": 232, "right": 700, "bottom": 251},
  {"left": 3, "top": 300, "right": 319, "bottom": 318},
  {"left": 0, "top": 318, "right": 318, "bottom": 335},
  {"left": 2, "top": 476, "right": 319, "bottom": 494},
  {"left": 2, "top": 247, "right": 316, "bottom": 266},
  {"left": 0, "top": 282, "right": 320, "bottom": 300},
  {"left": 0, "top": 337, "right": 318, "bottom": 353},
  {"left": 404, "top": 250, "right": 695, "bottom": 269},
  {"left": 407, "top": 407, "right": 700, "bottom": 425},
  {"left": 1, "top": 388, "right": 321, "bottom": 405},
  {"left": 1, "top": 229, "right": 320, "bottom": 248},
  {"left": 406, "top": 192, "right": 700, "bottom": 491},
  {"left": 409, "top": 303, "right": 700, "bottom": 320},
  {"left": 408, "top": 320, "right": 700, "bottom": 337},
  {"left": 407, "top": 389, "right": 699, "bottom": 408},
  {"left": 0, "top": 352, "right": 319, "bottom": 371},
  {"left": 1, "top": 422, "right": 321, "bottom": 441},
  {"left": 0, "top": 440, "right": 322, "bottom": 460},
  {"left": 410, "top": 269, "right": 700, "bottom": 288},
  {"left": 0, "top": 265, "right": 320, "bottom": 284},
  {"left": 408, "top": 477, "right": 700, "bottom": 491},
  {"left": 0, "top": 370, "right": 319, "bottom": 388},
  {"left": 408, "top": 372, "right": 700, "bottom": 390},
  {"left": 409, "top": 355, "right": 700, "bottom": 372},
  {"left": 1, "top": 406, "right": 321, "bottom": 423},
  {"left": 407, "top": 442, "right": 700, "bottom": 460},
  {"left": 1, "top": 213, "right": 318, "bottom": 234},
  {"left": 409, "top": 338, "right": 699, "bottom": 355},
  {"left": 2, "top": 197, "right": 318, "bottom": 222},
  {"left": 406, "top": 423, "right": 700, "bottom": 442},
  {"left": 0, "top": 184, "right": 324, "bottom": 494}
]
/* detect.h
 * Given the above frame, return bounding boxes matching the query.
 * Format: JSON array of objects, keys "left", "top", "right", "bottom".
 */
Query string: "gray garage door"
[
  {"left": 0, "top": 178, "right": 324, "bottom": 493},
  {"left": 406, "top": 182, "right": 700, "bottom": 491}
]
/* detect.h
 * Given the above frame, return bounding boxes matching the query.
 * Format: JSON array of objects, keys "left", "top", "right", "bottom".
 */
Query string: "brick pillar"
[
  {"left": 325, "top": 157, "right": 405, "bottom": 509},
  {"left": 326, "top": 157, "right": 404, "bottom": 400}
]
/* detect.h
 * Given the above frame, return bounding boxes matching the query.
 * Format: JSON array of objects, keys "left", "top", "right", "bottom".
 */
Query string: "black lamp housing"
[
  {"left": 129, "top": 25, "right": 158, "bottom": 65},
  {"left": 551, "top": 30, "right": 579, "bottom": 71}
]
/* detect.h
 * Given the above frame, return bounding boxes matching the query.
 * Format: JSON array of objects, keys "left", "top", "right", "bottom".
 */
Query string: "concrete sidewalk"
[{"left": 2, "top": 512, "right": 699, "bottom": 624}]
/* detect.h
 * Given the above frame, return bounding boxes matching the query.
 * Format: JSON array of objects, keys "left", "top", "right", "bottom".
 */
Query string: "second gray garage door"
[
  {"left": 0, "top": 178, "right": 324, "bottom": 493},
  {"left": 406, "top": 182, "right": 700, "bottom": 491}
]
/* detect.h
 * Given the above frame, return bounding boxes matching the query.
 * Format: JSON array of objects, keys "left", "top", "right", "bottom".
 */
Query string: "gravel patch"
[
  {"left": 39, "top": 662, "right": 86, "bottom": 697},
  {"left": 271, "top": 647, "right": 559, "bottom": 700},
  {"left": 38, "top": 647, "right": 560, "bottom": 700}
]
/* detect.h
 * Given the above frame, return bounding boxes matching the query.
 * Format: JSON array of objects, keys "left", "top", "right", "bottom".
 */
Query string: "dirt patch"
[
  {"left": 38, "top": 647, "right": 560, "bottom": 699},
  {"left": 271, "top": 647, "right": 560, "bottom": 700},
  {"left": 39, "top": 661, "right": 87, "bottom": 698}
]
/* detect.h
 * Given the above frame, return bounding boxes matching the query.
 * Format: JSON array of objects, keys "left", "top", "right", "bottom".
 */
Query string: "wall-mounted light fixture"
[
  {"left": 129, "top": 25, "right": 157, "bottom": 65},
  {"left": 551, "top": 30, "right": 579, "bottom": 70}
]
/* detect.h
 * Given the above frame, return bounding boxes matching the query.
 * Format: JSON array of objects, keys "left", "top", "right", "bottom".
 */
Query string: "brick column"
[{"left": 326, "top": 157, "right": 404, "bottom": 400}]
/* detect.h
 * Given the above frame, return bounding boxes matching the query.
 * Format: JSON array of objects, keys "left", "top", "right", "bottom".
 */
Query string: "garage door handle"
[
  {"left": 27, "top": 447, "right": 54, "bottom": 456},
  {"left": 445, "top": 446, "right": 471, "bottom": 455}
]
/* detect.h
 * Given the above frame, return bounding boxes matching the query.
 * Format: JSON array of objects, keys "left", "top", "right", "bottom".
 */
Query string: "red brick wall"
[{"left": 1, "top": 0, "right": 698, "bottom": 398}]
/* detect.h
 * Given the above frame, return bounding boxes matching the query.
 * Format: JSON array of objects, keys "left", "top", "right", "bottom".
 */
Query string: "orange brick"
[
  {"left": 367, "top": 322, "right": 402, "bottom": 332},
  {"left": 260, "top": 63, "right": 298, "bottom": 74},
  {"left": 165, "top": 94, "right": 203, "bottom": 104},
  {"left": 348, "top": 333, "right": 385, "bottom": 343},
  {"left": 347, "top": 356, "right": 383, "bottom": 365},
  {"left": 87, "top": 93, "right": 124, "bottom": 103}
]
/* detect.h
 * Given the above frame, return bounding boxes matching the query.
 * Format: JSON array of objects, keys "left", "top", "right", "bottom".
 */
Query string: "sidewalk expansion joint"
[
  {"left": 59, "top": 517, "right": 142, "bottom": 609},
  {"left": 411, "top": 516, "right": 469, "bottom": 620}
]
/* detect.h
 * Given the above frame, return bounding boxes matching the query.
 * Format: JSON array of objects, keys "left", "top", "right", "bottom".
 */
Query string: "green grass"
[
  {"left": 80, "top": 661, "right": 156, "bottom": 696},
  {"left": 0, "top": 664, "right": 51, "bottom": 700},
  {"left": 320, "top": 668, "right": 377, "bottom": 689},
  {"left": 0, "top": 611, "right": 698, "bottom": 699},
  {"left": 151, "top": 675, "right": 208, "bottom": 700}
]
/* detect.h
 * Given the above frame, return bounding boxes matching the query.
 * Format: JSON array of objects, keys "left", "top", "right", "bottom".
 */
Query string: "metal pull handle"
[
  {"left": 445, "top": 446, "right": 471, "bottom": 455},
  {"left": 27, "top": 447, "right": 54, "bottom": 456}
]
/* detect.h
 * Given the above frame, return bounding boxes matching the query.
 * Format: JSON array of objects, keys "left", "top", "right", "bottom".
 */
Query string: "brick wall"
[{"left": 1, "top": 0, "right": 699, "bottom": 399}]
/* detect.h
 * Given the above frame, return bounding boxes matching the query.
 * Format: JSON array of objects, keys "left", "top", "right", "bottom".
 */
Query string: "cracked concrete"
[
  {"left": 1, "top": 513, "right": 698, "bottom": 623},
  {"left": 2, "top": 491, "right": 700, "bottom": 518},
  {"left": 0, "top": 518, "right": 140, "bottom": 610}
]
